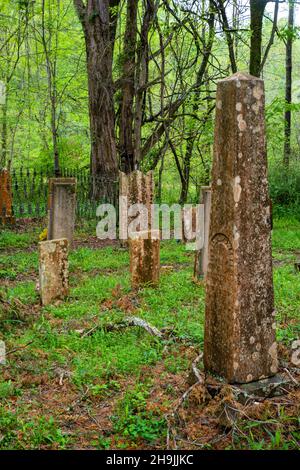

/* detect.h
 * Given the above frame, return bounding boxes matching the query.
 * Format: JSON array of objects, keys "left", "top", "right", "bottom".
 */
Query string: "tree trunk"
[
  {"left": 119, "top": 0, "right": 138, "bottom": 174},
  {"left": 41, "top": 0, "right": 61, "bottom": 176},
  {"left": 284, "top": 0, "right": 294, "bottom": 168},
  {"left": 157, "top": 152, "right": 164, "bottom": 203},
  {"left": 179, "top": 158, "right": 190, "bottom": 205},
  {"left": 217, "top": 0, "right": 237, "bottom": 73},
  {"left": 74, "top": 0, "right": 119, "bottom": 199},
  {"left": 249, "top": 0, "right": 268, "bottom": 77},
  {"left": 179, "top": 1, "right": 215, "bottom": 204},
  {"left": 1, "top": 97, "right": 7, "bottom": 168},
  {"left": 50, "top": 93, "right": 60, "bottom": 176},
  {"left": 134, "top": 0, "right": 156, "bottom": 167}
]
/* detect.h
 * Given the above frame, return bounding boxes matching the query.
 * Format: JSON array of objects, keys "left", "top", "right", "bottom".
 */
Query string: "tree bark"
[
  {"left": 216, "top": 0, "right": 237, "bottom": 74},
  {"left": 41, "top": 0, "right": 60, "bottom": 176},
  {"left": 134, "top": 0, "right": 156, "bottom": 167},
  {"left": 284, "top": 0, "right": 294, "bottom": 168},
  {"left": 179, "top": 1, "right": 215, "bottom": 204},
  {"left": 1, "top": 97, "right": 7, "bottom": 168},
  {"left": 74, "top": 0, "right": 119, "bottom": 199},
  {"left": 249, "top": 0, "right": 268, "bottom": 77},
  {"left": 119, "top": 0, "right": 138, "bottom": 174}
]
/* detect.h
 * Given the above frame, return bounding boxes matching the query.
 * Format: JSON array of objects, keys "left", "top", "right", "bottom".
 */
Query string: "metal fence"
[{"left": 3, "top": 168, "right": 119, "bottom": 220}]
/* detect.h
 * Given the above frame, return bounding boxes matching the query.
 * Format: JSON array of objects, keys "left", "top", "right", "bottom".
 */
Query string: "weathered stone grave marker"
[
  {"left": 120, "top": 170, "right": 160, "bottom": 288},
  {"left": 130, "top": 230, "right": 160, "bottom": 288},
  {"left": 119, "top": 170, "right": 154, "bottom": 234},
  {"left": 194, "top": 186, "right": 211, "bottom": 279},
  {"left": 0, "top": 168, "right": 15, "bottom": 225},
  {"left": 47, "top": 178, "right": 76, "bottom": 245},
  {"left": 39, "top": 238, "right": 69, "bottom": 306},
  {"left": 182, "top": 206, "right": 197, "bottom": 244},
  {"left": 204, "top": 72, "right": 277, "bottom": 384}
]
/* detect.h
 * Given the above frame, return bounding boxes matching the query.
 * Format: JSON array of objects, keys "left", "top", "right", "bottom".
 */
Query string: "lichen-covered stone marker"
[
  {"left": 48, "top": 178, "right": 76, "bottom": 245},
  {"left": 120, "top": 170, "right": 160, "bottom": 288},
  {"left": 39, "top": 238, "right": 69, "bottom": 306},
  {"left": 129, "top": 230, "right": 160, "bottom": 288},
  {"left": 0, "top": 168, "right": 15, "bottom": 225},
  {"left": 119, "top": 170, "right": 155, "bottom": 243},
  {"left": 204, "top": 72, "right": 277, "bottom": 384}
]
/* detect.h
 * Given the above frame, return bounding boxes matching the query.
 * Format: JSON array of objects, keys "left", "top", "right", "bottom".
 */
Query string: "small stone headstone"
[
  {"left": 47, "top": 178, "right": 76, "bottom": 245},
  {"left": 120, "top": 171, "right": 160, "bottom": 288},
  {"left": 129, "top": 230, "right": 160, "bottom": 288},
  {"left": 119, "top": 170, "right": 154, "bottom": 243},
  {"left": 39, "top": 238, "right": 69, "bottom": 306}
]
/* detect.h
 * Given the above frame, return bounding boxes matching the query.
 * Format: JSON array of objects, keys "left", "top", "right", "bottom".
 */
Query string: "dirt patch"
[
  {"left": 9, "top": 218, "right": 44, "bottom": 233},
  {"left": 73, "top": 237, "right": 120, "bottom": 250}
]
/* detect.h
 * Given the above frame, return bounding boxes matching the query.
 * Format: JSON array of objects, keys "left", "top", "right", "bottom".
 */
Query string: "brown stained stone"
[
  {"left": 204, "top": 72, "right": 277, "bottom": 384},
  {"left": 0, "top": 168, "right": 15, "bottom": 225},
  {"left": 119, "top": 170, "right": 154, "bottom": 243},
  {"left": 39, "top": 238, "right": 69, "bottom": 306},
  {"left": 194, "top": 187, "right": 211, "bottom": 278},
  {"left": 127, "top": 170, "right": 154, "bottom": 206},
  {"left": 48, "top": 178, "right": 76, "bottom": 245},
  {"left": 127, "top": 170, "right": 154, "bottom": 229},
  {"left": 119, "top": 171, "right": 160, "bottom": 287},
  {"left": 129, "top": 230, "right": 160, "bottom": 288}
]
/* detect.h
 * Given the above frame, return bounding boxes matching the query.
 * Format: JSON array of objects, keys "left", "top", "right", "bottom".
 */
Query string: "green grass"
[
  {"left": 0, "top": 228, "right": 40, "bottom": 250},
  {"left": 272, "top": 217, "right": 300, "bottom": 252},
  {"left": 0, "top": 217, "right": 299, "bottom": 450}
]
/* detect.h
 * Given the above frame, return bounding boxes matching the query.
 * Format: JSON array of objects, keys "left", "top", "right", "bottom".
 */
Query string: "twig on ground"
[
  {"left": 6, "top": 341, "right": 33, "bottom": 356},
  {"left": 69, "top": 386, "right": 90, "bottom": 410},
  {"left": 165, "top": 352, "right": 204, "bottom": 449},
  {"left": 191, "top": 353, "right": 204, "bottom": 384},
  {"left": 283, "top": 367, "right": 299, "bottom": 386},
  {"left": 81, "top": 316, "right": 163, "bottom": 338}
]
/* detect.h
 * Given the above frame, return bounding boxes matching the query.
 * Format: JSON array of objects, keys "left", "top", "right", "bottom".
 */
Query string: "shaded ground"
[{"left": 0, "top": 218, "right": 299, "bottom": 450}]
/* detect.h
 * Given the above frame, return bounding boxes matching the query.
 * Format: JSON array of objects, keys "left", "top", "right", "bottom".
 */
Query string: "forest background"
[{"left": 0, "top": 0, "right": 299, "bottom": 214}]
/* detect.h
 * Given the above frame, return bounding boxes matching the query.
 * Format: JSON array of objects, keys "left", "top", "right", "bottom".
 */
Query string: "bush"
[{"left": 269, "top": 161, "right": 300, "bottom": 219}]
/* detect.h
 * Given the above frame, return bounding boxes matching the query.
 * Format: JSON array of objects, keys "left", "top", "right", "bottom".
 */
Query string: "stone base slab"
[{"left": 205, "top": 373, "right": 292, "bottom": 404}]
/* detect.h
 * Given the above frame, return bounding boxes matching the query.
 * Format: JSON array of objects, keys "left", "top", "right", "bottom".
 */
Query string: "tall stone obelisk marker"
[{"left": 204, "top": 73, "right": 277, "bottom": 384}]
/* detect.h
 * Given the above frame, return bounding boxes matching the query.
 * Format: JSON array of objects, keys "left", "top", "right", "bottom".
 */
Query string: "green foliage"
[
  {"left": 0, "top": 380, "right": 22, "bottom": 399},
  {"left": 0, "top": 410, "right": 69, "bottom": 449},
  {"left": 277, "top": 24, "right": 300, "bottom": 42},
  {"left": 0, "top": 219, "right": 299, "bottom": 449},
  {"left": 113, "top": 384, "right": 166, "bottom": 444},
  {"left": 269, "top": 162, "right": 300, "bottom": 218},
  {"left": 231, "top": 412, "right": 300, "bottom": 450}
]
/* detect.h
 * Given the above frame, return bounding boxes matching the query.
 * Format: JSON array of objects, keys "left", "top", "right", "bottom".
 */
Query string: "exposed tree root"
[
  {"left": 165, "top": 352, "right": 205, "bottom": 449},
  {"left": 81, "top": 316, "right": 163, "bottom": 338}
]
